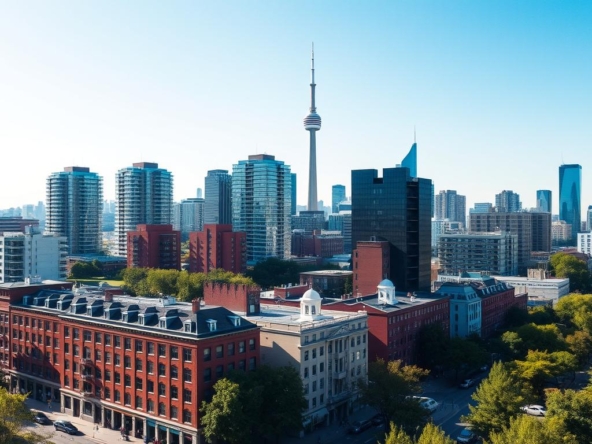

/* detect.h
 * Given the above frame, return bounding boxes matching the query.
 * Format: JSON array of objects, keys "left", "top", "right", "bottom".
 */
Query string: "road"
[{"left": 26, "top": 423, "right": 96, "bottom": 444}]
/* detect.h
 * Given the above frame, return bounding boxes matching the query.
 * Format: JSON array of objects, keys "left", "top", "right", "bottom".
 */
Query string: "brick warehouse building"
[
  {"left": 1, "top": 281, "right": 259, "bottom": 444},
  {"left": 127, "top": 224, "right": 181, "bottom": 270},
  {"left": 189, "top": 224, "right": 246, "bottom": 274}
]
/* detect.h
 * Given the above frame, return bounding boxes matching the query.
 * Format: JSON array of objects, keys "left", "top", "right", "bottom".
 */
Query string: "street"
[{"left": 25, "top": 422, "right": 96, "bottom": 444}]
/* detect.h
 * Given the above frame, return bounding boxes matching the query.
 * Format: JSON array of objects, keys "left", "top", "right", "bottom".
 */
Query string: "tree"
[
  {"left": 463, "top": 361, "right": 529, "bottom": 439},
  {"left": 502, "top": 323, "right": 566, "bottom": 359},
  {"left": 247, "top": 258, "right": 301, "bottom": 288},
  {"left": 513, "top": 350, "right": 578, "bottom": 396},
  {"left": 555, "top": 294, "right": 592, "bottom": 333},
  {"left": 384, "top": 423, "right": 413, "bottom": 444},
  {"left": 488, "top": 413, "right": 563, "bottom": 444},
  {"left": 0, "top": 388, "right": 53, "bottom": 444},
  {"left": 528, "top": 306, "right": 556, "bottom": 325},
  {"left": 176, "top": 270, "right": 205, "bottom": 302},
  {"left": 545, "top": 387, "right": 592, "bottom": 443},
  {"left": 383, "top": 423, "right": 453, "bottom": 444},
  {"left": 504, "top": 305, "right": 530, "bottom": 328},
  {"left": 444, "top": 337, "right": 488, "bottom": 380},
  {"left": 566, "top": 330, "right": 592, "bottom": 366},
  {"left": 416, "top": 323, "right": 449, "bottom": 371},
  {"left": 550, "top": 253, "right": 592, "bottom": 292},
  {"left": 359, "top": 359, "right": 428, "bottom": 433},
  {"left": 200, "top": 378, "right": 253, "bottom": 444},
  {"left": 121, "top": 267, "right": 149, "bottom": 295}
]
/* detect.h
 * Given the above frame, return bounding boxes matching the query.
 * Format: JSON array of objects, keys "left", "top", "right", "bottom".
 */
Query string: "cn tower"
[{"left": 303, "top": 44, "right": 321, "bottom": 211}]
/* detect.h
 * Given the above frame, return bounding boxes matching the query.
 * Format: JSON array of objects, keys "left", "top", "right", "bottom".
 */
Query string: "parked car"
[
  {"left": 521, "top": 404, "right": 546, "bottom": 416},
  {"left": 347, "top": 419, "right": 372, "bottom": 434},
  {"left": 460, "top": 378, "right": 476, "bottom": 389},
  {"left": 54, "top": 420, "right": 79, "bottom": 435},
  {"left": 33, "top": 411, "right": 51, "bottom": 425},
  {"left": 456, "top": 427, "right": 478, "bottom": 443},
  {"left": 410, "top": 396, "right": 439, "bottom": 413}
]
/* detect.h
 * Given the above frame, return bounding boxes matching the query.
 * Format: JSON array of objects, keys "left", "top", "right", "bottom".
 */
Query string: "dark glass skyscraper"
[
  {"left": 204, "top": 170, "right": 232, "bottom": 225},
  {"left": 401, "top": 143, "right": 417, "bottom": 178},
  {"left": 559, "top": 164, "right": 582, "bottom": 243},
  {"left": 332, "top": 184, "right": 346, "bottom": 214},
  {"left": 351, "top": 166, "right": 432, "bottom": 292},
  {"left": 536, "top": 190, "right": 552, "bottom": 213}
]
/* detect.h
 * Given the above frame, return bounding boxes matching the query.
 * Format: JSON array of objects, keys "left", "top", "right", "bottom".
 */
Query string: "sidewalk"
[{"left": 26, "top": 398, "right": 142, "bottom": 443}]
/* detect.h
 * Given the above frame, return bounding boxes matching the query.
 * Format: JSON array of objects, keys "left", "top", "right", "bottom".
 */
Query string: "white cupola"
[
  {"left": 298, "top": 288, "right": 322, "bottom": 321},
  {"left": 377, "top": 279, "right": 397, "bottom": 305}
]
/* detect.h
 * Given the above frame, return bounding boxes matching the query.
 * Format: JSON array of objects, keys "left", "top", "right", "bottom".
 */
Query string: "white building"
[
  {"left": 247, "top": 288, "right": 368, "bottom": 427},
  {"left": 552, "top": 220, "right": 572, "bottom": 242},
  {"left": 493, "top": 269, "right": 570, "bottom": 306},
  {"left": 577, "top": 232, "right": 592, "bottom": 255},
  {"left": 0, "top": 227, "right": 67, "bottom": 283}
]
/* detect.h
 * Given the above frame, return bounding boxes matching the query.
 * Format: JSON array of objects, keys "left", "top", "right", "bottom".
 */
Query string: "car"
[
  {"left": 54, "top": 420, "right": 79, "bottom": 435},
  {"left": 456, "top": 427, "right": 478, "bottom": 443},
  {"left": 409, "top": 396, "right": 439, "bottom": 413},
  {"left": 521, "top": 404, "right": 546, "bottom": 416},
  {"left": 347, "top": 419, "right": 372, "bottom": 434},
  {"left": 460, "top": 378, "right": 476, "bottom": 389},
  {"left": 33, "top": 411, "right": 51, "bottom": 425}
]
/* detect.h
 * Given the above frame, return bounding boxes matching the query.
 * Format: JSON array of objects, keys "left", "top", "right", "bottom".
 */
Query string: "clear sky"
[{"left": 1, "top": 1, "right": 591, "bottom": 214}]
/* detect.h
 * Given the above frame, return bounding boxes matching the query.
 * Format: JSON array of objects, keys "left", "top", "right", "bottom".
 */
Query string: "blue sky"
[{"left": 1, "top": 1, "right": 591, "bottom": 214}]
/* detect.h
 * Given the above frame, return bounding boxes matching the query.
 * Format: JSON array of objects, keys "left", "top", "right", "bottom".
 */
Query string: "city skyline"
[{"left": 0, "top": 2, "right": 590, "bottom": 213}]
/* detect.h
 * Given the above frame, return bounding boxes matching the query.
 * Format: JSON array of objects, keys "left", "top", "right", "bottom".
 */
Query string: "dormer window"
[
  {"left": 228, "top": 316, "right": 241, "bottom": 327},
  {"left": 139, "top": 316, "right": 145, "bottom": 326},
  {"left": 123, "top": 313, "right": 128, "bottom": 323},
  {"left": 87, "top": 307, "right": 92, "bottom": 316},
  {"left": 184, "top": 321, "right": 196, "bottom": 333},
  {"left": 206, "top": 319, "right": 217, "bottom": 332},
  {"left": 159, "top": 319, "right": 166, "bottom": 329}
]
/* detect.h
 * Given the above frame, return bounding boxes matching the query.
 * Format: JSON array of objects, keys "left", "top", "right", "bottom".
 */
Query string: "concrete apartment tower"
[
  {"left": 304, "top": 44, "right": 321, "bottom": 211},
  {"left": 114, "top": 162, "right": 173, "bottom": 257},
  {"left": 45, "top": 166, "right": 103, "bottom": 254}
]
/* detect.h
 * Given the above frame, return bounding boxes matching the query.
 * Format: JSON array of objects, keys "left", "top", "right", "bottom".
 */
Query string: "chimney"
[
  {"left": 104, "top": 292, "right": 113, "bottom": 303},
  {"left": 192, "top": 298, "right": 200, "bottom": 314}
]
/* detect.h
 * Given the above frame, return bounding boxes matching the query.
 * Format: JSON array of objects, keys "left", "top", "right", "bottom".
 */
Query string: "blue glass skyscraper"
[
  {"left": 536, "top": 190, "right": 552, "bottom": 213},
  {"left": 559, "top": 164, "right": 582, "bottom": 243},
  {"left": 401, "top": 143, "right": 417, "bottom": 178}
]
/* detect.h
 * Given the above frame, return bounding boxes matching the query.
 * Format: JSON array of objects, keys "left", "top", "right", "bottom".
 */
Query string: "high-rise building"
[
  {"left": 470, "top": 203, "right": 493, "bottom": 214},
  {"left": 0, "top": 217, "right": 39, "bottom": 233},
  {"left": 304, "top": 46, "right": 321, "bottom": 211},
  {"left": 401, "top": 143, "right": 417, "bottom": 178},
  {"left": 290, "top": 173, "right": 297, "bottom": 215},
  {"left": 469, "top": 212, "right": 552, "bottom": 272},
  {"left": 45, "top": 166, "right": 103, "bottom": 255},
  {"left": 127, "top": 224, "right": 180, "bottom": 270},
  {"left": 115, "top": 162, "right": 173, "bottom": 257},
  {"left": 232, "top": 154, "right": 291, "bottom": 264},
  {"left": 173, "top": 198, "right": 204, "bottom": 241},
  {"left": 587, "top": 205, "right": 592, "bottom": 232},
  {"left": 352, "top": 166, "right": 432, "bottom": 292},
  {"left": 559, "top": 164, "right": 582, "bottom": 244},
  {"left": 328, "top": 211, "right": 352, "bottom": 253},
  {"left": 495, "top": 190, "right": 521, "bottom": 213},
  {"left": 434, "top": 190, "right": 466, "bottom": 223},
  {"left": 536, "top": 190, "right": 552, "bottom": 213},
  {"left": 204, "top": 170, "right": 232, "bottom": 225},
  {"left": 189, "top": 224, "right": 246, "bottom": 274},
  {"left": 0, "top": 226, "right": 67, "bottom": 283},
  {"left": 332, "top": 185, "right": 346, "bottom": 214},
  {"left": 291, "top": 211, "right": 325, "bottom": 232}
]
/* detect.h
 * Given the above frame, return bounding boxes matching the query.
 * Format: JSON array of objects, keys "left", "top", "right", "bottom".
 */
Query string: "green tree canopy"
[
  {"left": 488, "top": 413, "right": 563, "bottom": 444},
  {"left": 463, "top": 361, "right": 529, "bottom": 439},
  {"left": 566, "top": 330, "right": 592, "bottom": 366},
  {"left": 550, "top": 252, "right": 591, "bottom": 292},
  {"left": 0, "top": 388, "right": 53, "bottom": 444},
  {"left": 512, "top": 350, "right": 578, "bottom": 396},
  {"left": 383, "top": 422, "right": 454, "bottom": 444},
  {"left": 246, "top": 258, "right": 301, "bottom": 288},
  {"left": 416, "top": 323, "right": 449, "bottom": 371},
  {"left": 555, "top": 294, "right": 592, "bottom": 333},
  {"left": 545, "top": 387, "right": 592, "bottom": 443}
]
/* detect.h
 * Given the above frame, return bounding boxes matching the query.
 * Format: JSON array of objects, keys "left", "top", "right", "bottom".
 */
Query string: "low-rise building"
[
  {"left": 493, "top": 269, "right": 570, "bottom": 306},
  {"left": 299, "top": 270, "right": 352, "bottom": 298}
]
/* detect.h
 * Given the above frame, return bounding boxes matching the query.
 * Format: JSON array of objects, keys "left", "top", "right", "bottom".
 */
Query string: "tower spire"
[{"left": 303, "top": 43, "right": 322, "bottom": 211}]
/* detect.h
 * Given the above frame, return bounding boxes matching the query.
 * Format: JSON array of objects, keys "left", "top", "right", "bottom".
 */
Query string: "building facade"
[
  {"left": 495, "top": 190, "right": 522, "bottom": 213},
  {"left": 328, "top": 212, "right": 352, "bottom": 254},
  {"left": 231, "top": 154, "right": 291, "bottom": 264},
  {"left": 578, "top": 232, "right": 592, "bottom": 256},
  {"left": 536, "top": 190, "right": 552, "bottom": 213},
  {"left": 115, "top": 162, "right": 173, "bottom": 257},
  {"left": 291, "top": 211, "right": 326, "bottom": 232},
  {"left": 188, "top": 224, "right": 246, "bottom": 274},
  {"left": 351, "top": 167, "right": 432, "bottom": 292},
  {"left": 0, "top": 227, "right": 68, "bottom": 283},
  {"left": 493, "top": 269, "right": 570, "bottom": 306},
  {"left": 204, "top": 170, "right": 232, "bottom": 225},
  {"left": 127, "top": 224, "right": 181, "bottom": 270},
  {"left": 552, "top": 220, "right": 572, "bottom": 243},
  {"left": 0, "top": 217, "right": 40, "bottom": 233},
  {"left": 46, "top": 167, "right": 103, "bottom": 255},
  {"left": 331, "top": 185, "right": 346, "bottom": 214},
  {"left": 173, "top": 198, "right": 205, "bottom": 242},
  {"left": 438, "top": 232, "right": 518, "bottom": 276},
  {"left": 559, "top": 164, "right": 582, "bottom": 244},
  {"left": 434, "top": 190, "right": 466, "bottom": 223},
  {"left": 352, "top": 241, "right": 390, "bottom": 297}
]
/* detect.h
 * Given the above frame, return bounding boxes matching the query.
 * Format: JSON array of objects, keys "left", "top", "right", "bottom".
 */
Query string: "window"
[
  {"left": 105, "top": 352, "right": 111, "bottom": 364},
  {"left": 239, "top": 341, "right": 245, "bottom": 353},
  {"left": 136, "top": 396, "right": 143, "bottom": 409},
  {"left": 83, "top": 330, "right": 91, "bottom": 342},
  {"left": 304, "top": 350, "right": 309, "bottom": 361},
  {"left": 249, "top": 357, "right": 256, "bottom": 370},
  {"left": 105, "top": 371, "right": 111, "bottom": 382},
  {"left": 73, "top": 345, "right": 79, "bottom": 357},
  {"left": 312, "top": 348, "right": 316, "bottom": 359},
  {"left": 228, "top": 362, "right": 235, "bottom": 372},
  {"left": 104, "top": 388, "right": 110, "bottom": 399},
  {"left": 304, "top": 367, "right": 309, "bottom": 378},
  {"left": 115, "top": 372, "right": 121, "bottom": 384},
  {"left": 171, "top": 406, "right": 178, "bottom": 420},
  {"left": 147, "top": 342, "right": 154, "bottom": 354},
  {"left": 320, "top": 362, "right": 324, "bottom": 373},
  {"left": 216, "top": 365, "right": 223, "bottom": 378},
  {"left": 183, "top": 348, "right": 192, "bottom": 362},
  {"left": 249, "top": 338, "right": 256, "bottom": 350},
  {"left": 64, "top": 327, "right": 70, "bottom": 337},
  {"left": 147, "top": 361, "right": 154, "bottom": 374},
  {"left": 216, "top": 345, "right": 223, "bottom": 359},
  {"left": 136, "top": 359, "right": 143, "bottom": 371},
  {"left": 73, "top": 328, "right": 79, "bottom": 340},
  {"left": 124, "top": 375, "right": 131, "bottom": 387},
  {"left": 183, "top": 389, "right": 192, "bottom": 403},
  {"left": 135, "top": 340, "right": 143, "bottom": 353},
  {"left": 320, "top": 346, "right": 324, "bottom": 356},
  {"left": 239, "top": 360, "right": 246, "bottom": 371},
  {"left": 114, "top": 336, "right": 121, "bottom": 348},
  {"left": 183, "top": 368, "right": 192, "bottom": 382},
  {"left": 312, "top": 364, "right": 316, "bottom": 375},
  {"left": 65, "top": 343, "right": 70, "bottom": 354},
  {"left": 64, "top": 376, "right": 70, "bottom": 387},
  {"left": 124, "top": 356, "right": 131, "bottom": 368},
  {"left": 158, "top": 363, "right": 166, "bottom": 377},
  {"left": 312, "top": 381, "right": 317, "bottom": 392},
  {"left": 159, "top": 383, "right": 166, "bottom": 396},
  {"left": 171, "top": 386, "right": 178, "bottom": 399},
  {"left": 124, "top": 393, "right": 131, "bottom": 405},
  {"left": 148, "top": 399, "right": 154, "bottom": 413},
  {"left": 115, "top": 354, "right": 121, "bottom": 366},
  {"left": 114, "top": 390, "right": 120, "bottom": 402},
  {"left": 171, "top": 365, "right": 178, "bottom": 379},
  {"left": 95, "top": 350, "right": 102, "bottom": 361},
  {"left": 105, "top": 334, "right": 111, "bottom": 346},
  {"left": 183, "top": 409, "right": 191, "bottom": 423},
  {"left": 171, "top": 346, "right": 178, "bottom": 359},
  {"left": 124, "top": 338, "right": 131, "bottom": 350},
  {"left": 158, "top": 344, "right": 166, "bottom": 357},
  {"left": 203, "top": 368, "right": 211, "bottom": 382},
  {"left": 65, "top": 359, "right": 70, "bottom": 370},
  {"left": 227, "top": 343, "right": 235, "bottom": 356},
  {"left": 94, "top": 332, "right": 102, "bottom": 344},
  {"left": 158, "top": 403, "right": 166, "bottom": 416},
  {"left": 147, "top": 381, "right": 154, "bottom": 393},
  {"left": 53, "top": 338, "right": 60, "bottom": 348},
  {"left": 204, "top": 348, "right": 211, "bottom": 361}
]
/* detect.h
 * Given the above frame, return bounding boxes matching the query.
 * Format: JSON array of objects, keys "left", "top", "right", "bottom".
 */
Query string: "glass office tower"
[
  {"left": 332, "top": 184, "right": 346, "bottom": 214},
  {"left": 232, "top": 154, "right": 291, "bottom": 264},
  {"left": 559, "top": 164, "right": 582, "bottom": 244},
  {"left": 536, "top": 190, "right": 552, "bottom": 213},
  {"left": 204, "top": 170, "right": 232, "bottom": 225},
  {"left": 351, "top": 166, "right": 432, "bottom": 292}
]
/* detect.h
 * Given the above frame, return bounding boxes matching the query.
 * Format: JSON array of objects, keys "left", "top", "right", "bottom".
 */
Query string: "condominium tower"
[
  {"left": 495, "top": 190, "right": 521, "bottom": 213},
  {"left": 45, "top": 166, "right": 103, "bottom": 254},
  {"left": 232, "top": 154, "right": 291, "bottom": 264},
  {"left": 331, "top": 185, "right": 346, "bottom": 214},
  {"left": 204, "top": 170, "right": 232, "bottom": 225},
  {"left": 114, "top": 162, "right": 173, "bottom": 257},
  {"left": 434, "top": 190, "right": 466, "bottom": 223}
]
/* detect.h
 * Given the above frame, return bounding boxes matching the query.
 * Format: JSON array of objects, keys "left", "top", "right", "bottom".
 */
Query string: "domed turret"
[{"left": 298, "top": 287, "right": 323, "bottom": 321}]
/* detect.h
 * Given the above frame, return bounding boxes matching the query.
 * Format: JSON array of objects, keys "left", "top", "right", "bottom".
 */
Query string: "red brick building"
[
  {"left": 127, "top": 224, "right": 181, "bottom": 270},
  {"left": 2, "top": 281, "right": 259, "bottom": 444},
  {"left": 203, "top": 282, "right": 260, "bottom": 316},
  {"left": 476, "top": 280, "right": 528, "bottom": 338},
  {"left": 291, "top": 230, "right": 344, "bottom": 258},
  {"left": 352, "top": 241, "right": 390, "bottom": 296},
  {"left": 189, "top": 224, "right": 246, "bottom": 274}
]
